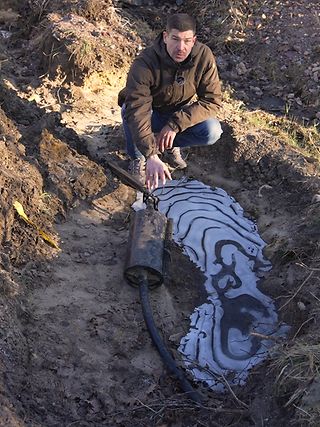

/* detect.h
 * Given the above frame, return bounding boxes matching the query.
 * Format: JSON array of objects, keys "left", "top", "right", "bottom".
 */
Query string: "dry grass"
[
  {"left": 28, "top": 0, "right": 51, "bottom": 21},
  {"left": 245, "top": 110, "right": 320, "bottom": 161},
  {"left": 76, "top": 0, "right": 126, "bottom": 27},
  {"left": 271, "top": 342, "right": 320, "bottom": 406},
  {"left": 269, "top": 340, "right": 320, "bottom": 426},
  {"left": 182, "top": 0, "right": 256, "bottom": 51},
  {"left": 107, "top": 394, "right": 248, "bottom": 427},
  {"left": 222, "top": 83, "right": 320, "bottom": 162},
  {"left": 0, "top": 9, "right": 20, "bottom": 25}
]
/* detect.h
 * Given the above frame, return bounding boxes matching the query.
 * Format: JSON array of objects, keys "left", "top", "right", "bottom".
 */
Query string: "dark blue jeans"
[{"left": 121, "top": 105, "right": 223, "bottom": 159}]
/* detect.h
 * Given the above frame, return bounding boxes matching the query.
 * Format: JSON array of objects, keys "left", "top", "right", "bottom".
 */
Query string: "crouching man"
[{"left": 118, "top": 13, "right": 223, "bottom": 189}]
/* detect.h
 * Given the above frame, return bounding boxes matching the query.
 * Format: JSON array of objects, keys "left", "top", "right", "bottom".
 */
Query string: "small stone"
[
  {"left": 297, "top": 301, "right": 306, "bottom": 311},
  {"left": 311, "top": 194, "right": 320, "bottom": 203},
  {"left": 250, "top": 86, "right": 263, "bottom": 96},
  {"left": 236, "top": 62, "right": 247, "bottom": 75}
]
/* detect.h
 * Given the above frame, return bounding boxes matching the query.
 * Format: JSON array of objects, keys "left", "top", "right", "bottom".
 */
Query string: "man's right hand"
[{"left": 146, "top": 154, "right": 172, "bottom": 190}]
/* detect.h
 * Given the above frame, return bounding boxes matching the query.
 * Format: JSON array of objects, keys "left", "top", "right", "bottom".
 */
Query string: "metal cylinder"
[{"left": 124, "top": 207, "right": 170, "bottom": 289}]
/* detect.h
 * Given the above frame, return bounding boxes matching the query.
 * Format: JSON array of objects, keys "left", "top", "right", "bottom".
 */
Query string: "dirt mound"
[
  {"left": 0, "top": 106, "right": 52, "bottom": 265},
  {"left": 26, "top": 0, "right": 154, "bottom": 85},
  {"left": 34, "top": 13, "right": 133, "bottom": 83},
  {"left": 38, "top": 129, "right": 107, "bottom": 206}
]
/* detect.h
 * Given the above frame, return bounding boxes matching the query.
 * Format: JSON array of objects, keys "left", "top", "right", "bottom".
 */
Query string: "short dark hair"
[{"left": 166, "top": 13, "right": 196, "bottom": 34}]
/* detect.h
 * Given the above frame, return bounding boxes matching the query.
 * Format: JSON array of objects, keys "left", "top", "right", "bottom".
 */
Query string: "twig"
[
  {"left": 220, "top": 373, "right": 249, "bottom": 409},
  {"left": 134, "top": 398, "right": 158, "bottom": 414},
  {"left": 258, "top": 184, "right": 272, "bottom": 197},
  {"left": 292, "top": 317, "right": 314, "bottom": 340},
  {"left": 292, "top": 403, "right": 312, "bottom": 418},
  {"left": 279, "top": 271, "right": 314, "bottom": 311},
  {"left": 107, "top": 398, "right": 246, "bottom": 417},
  {"left": 249, "top": 331, "right": 280, "bottom": 342},
  {"left": 56, "top": 75, "right": 68, "bottom": 104},
  {"left": 309, "top": 291, "right": 320, "bottom": 303},
  {"left": 296, "top": 262, "right": 320, "bottom": 272},
  {"left": 181, "top": 358, "right": 254, "bottom": 409}
]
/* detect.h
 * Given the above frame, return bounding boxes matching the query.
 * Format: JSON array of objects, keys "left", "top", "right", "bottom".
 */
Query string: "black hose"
[{"left": 138, "top": 274, "right": 202, "bottom": 403}]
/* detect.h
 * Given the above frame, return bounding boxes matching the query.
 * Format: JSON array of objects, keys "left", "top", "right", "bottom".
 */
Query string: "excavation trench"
[
  {"left": 0, "top": 1, "right": 319, "bottom": 426},
  {"left": 3, "top": 112, "right": 319, "bottom": 427},
  {"left": 0, "top": 63, "right": 317, "bottom": 426},
  {"left": 15, "top": 135, "right": 316, "bottom": 427}
]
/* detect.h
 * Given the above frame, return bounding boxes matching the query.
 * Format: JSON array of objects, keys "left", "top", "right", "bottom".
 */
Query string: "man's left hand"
[{"left": 156, "top": 125, "right": 177, "bottom": 152}]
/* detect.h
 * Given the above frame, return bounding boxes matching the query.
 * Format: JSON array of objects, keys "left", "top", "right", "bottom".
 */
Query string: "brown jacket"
[{"left": 118, "top": 33, "right": 222, "bottom": 157}]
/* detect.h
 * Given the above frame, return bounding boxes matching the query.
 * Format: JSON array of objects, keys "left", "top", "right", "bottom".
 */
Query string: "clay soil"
[{"left": 0, "top": 1, "right": 319, "bottom": 426}]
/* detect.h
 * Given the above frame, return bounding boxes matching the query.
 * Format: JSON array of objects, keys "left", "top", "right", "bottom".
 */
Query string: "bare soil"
[{"left": 0, "top": 1, "right": 319, "bottom": 426}]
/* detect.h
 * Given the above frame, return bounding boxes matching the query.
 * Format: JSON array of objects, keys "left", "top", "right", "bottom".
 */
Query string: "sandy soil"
[{"left": 0, "top": 1, "right": 319, "bottom": 426}]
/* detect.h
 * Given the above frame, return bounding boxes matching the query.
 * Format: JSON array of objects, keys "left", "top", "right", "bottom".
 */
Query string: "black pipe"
[
  {"left": 138, "top": 272, "right": 202, "bottom": 403},
  {"left": 109, "top": 163, "right": 203, "bottom": 402}
]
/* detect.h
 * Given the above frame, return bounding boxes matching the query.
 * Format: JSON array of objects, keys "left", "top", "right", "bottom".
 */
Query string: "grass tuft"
[
  {"left": 270, "top": 341, "right": 320, "bottom": 406},
  {"left": 245, "top": 110, "right": 320, "bottom": 161}
]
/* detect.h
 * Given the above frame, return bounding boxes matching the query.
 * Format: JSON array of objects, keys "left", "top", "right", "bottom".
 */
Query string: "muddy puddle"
[{"left": 142, "top": 178, "right": 288, "bottom": 391}]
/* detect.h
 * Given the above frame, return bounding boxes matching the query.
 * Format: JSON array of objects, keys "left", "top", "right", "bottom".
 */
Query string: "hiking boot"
[
  {"left": 128, "top": 157, "right": 146, "bottom": 185},
  {"left": 163, "top": 147, "right": 187, "bottom": 169}
]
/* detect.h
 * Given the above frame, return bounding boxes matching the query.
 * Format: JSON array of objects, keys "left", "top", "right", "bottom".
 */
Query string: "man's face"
[{"left": 163, "top": 29, "right": 196, "bottom": 63}]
